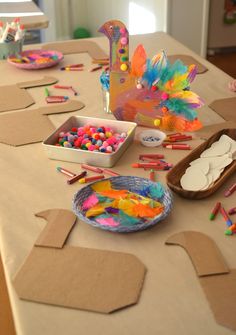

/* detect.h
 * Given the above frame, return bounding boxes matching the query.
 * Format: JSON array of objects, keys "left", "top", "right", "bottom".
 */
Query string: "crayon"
[
  {"left": 224, "top": 182, "right": 236, "bottom": 197},
  {"left": 139, "top": 154, "right": 164, "bottom": 160},
  {"left": 79, "top": 175, "right": 105, "bottom": 184},
  {"left": 102, "top": 169, "right": 120, "bottom": 176},
  {"left": 92, "top": 59, "right": 109, "bottom": 65},
  {"left": 149, "top": 169, "right": 155, "bottom": 181},
  {"left": 44, "top": 87, "right": 50, "bottom": 97},
  {"left": 81, "top": 164, "right": 103, "bottom": 173},
  {"left": 165, "top": 135, "right": 193, "bottom": 142},
  {"left": 62, "top": 64, "right": 83, "bottom": 68},
  {"left": 67, "top": 171, "right": 87, "bottom": 185},
  {"left": 228, "top": 207, "right": 236, "bottom": 215},
  {"left": 89, "top": 66, "right": 103, "bottom": 72},
  {"left": 225, "top": 223, "right": 236, "bottom": 236},
  {"left": 46, "top": 96, "right": 67, "bottom": 103},
  {"left": 132, "top": 162, "right": 163, "bottom": 168},
  {"left": 57, "top": 167, "right": 76, "bottom": 178},
  {"left": 220, "top": 206, "right": 233, "bottom": 227},
  {"left": 164, "top": 144, "right": 191, "bottom": 150},
  {"left": 132, "top": 163, "right": 169, "bottom": 170},
  {"left": 209, "top": 202, "right": 221, "bottom": 220},
  {"left": 54, "top": 85, "right": 72, "bottom": 89},
  {"left": 61, "top": 67, "right": 83, "bottom": 71}
]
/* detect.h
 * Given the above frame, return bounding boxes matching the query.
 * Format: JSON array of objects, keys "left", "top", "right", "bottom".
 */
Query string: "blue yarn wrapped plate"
[{"left": 72, "top": 176, "right": 173, "bottom": 233}]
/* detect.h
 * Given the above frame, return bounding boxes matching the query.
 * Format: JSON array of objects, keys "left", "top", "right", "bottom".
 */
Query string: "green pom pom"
[{"left": 73, "top": 27, "right": 91, "bottom": 39}]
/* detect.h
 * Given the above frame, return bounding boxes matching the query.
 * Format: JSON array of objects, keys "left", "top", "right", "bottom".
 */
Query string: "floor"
[
  {"left": 0, "top": 50, "right": 235, "bottom": 335},
  {"left": 207, "top": 51, "right": 236, "bottom": 78}
]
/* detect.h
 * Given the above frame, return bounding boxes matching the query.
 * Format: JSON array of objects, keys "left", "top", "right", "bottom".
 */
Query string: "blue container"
[{"left": 0, "top": 39, "right": 23, "bottom": 60}]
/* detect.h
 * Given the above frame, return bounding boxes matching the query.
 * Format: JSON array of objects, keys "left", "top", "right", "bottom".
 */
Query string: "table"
[
  {"left": 0, "top": 1, "right": 48, "bottom": 29},
  {"left": 0, "top": 32, "right": 235, "bottom": 335}
]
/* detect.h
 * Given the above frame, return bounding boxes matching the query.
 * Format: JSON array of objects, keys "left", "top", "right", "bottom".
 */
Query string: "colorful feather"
[
  {"left": 130, "top": 44, "right": 147, "bottom": 77},
  {"left": 142, "top": 59, "right": 159, "bottom": 87},
  {"left": 119, "top": 210, "right": 140, "bottom": 226},
  {"left": 187, "top": 64, "right": 197, "bottom": 83},
  {"left": 148, "top": 183, "right": 164, "bottom": 199},
  {"left": 95, "top": 214, "right": 119, "bottom": 227},
  {"left": 91, "top": 180, "right": 111, "bottom": 192},
  {"left": 82, "top": 194, "right": 99, "bottom": 210}
]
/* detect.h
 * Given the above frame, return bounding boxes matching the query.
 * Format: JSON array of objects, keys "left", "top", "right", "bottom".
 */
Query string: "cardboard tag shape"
[
  {"left": 13, "top": 209, "right": 146, "bottom": 314},
  {"left": 41, "top": 40, "right": 108, "bottom": 61},
  {"left": 168, "top": 55, "right": 208, "bottom": 74},
  {"left": 166, "top": 231, "right": 236, "bottom": 332},
  {"left": 209, "top": 97, "right": 236, "bottom": 122},
  {"left": 0, "top": 100, "right": 84, "bottom": 146},
  {"left": 0, "top": 76, "right": 58, "bottom": 113}
]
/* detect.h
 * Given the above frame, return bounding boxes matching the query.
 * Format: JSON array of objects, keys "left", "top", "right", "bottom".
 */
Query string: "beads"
[
  {"left": 120, "top": 37, "right": 128, "bottom": 45},
  {"left": 120, "top": 63, "right": 128, "bottom": 71},
  {"left": 55, "top": 125, "right": 127, "bottom": 154}
]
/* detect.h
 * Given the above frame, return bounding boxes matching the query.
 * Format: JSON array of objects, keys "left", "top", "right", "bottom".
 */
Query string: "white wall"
[
  {"left": 40, "top": 0, "right": 168, "bottom": 42},
  {"left": 86, "top": 0, "right": 168, "bottom": 36},
  {"left": 167, "top": 0, "right": 209, "bottom": 57}
]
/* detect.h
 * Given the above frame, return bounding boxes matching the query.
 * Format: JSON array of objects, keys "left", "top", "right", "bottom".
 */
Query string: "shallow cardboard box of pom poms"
[{"left": 43, "top": 116, "right": 137, "bottom": 167}]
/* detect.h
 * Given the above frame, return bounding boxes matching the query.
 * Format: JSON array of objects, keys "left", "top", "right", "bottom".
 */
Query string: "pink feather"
[
  {"left": 82, "top": 194, "right": 99, "bottom": 210},
  {"left": 96, "top": 217, "right": 119, "bottom": 227}
]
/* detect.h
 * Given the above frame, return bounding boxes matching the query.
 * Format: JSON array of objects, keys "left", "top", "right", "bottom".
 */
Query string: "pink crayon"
[{"left": 224, "top": 183, "right": 236, "bottom": 197}]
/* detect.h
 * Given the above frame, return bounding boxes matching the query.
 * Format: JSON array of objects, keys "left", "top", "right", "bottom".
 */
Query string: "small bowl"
[{"left": 139, "top": 129, "right": 166, "bottom": 147}]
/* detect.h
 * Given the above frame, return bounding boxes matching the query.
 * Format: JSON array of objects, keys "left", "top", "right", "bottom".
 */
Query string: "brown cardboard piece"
[
  {"left": 35, "top": 210, "right": 76, "bottom": 249},
  {"left": 166, "top": 231, "right": 236, "bottom": 332},
  {"left": 209, "top": 97, "right": 236, "bottom": 122},
  {"left": 13, "top": 209, "right": 146, "bottom": 314},
  {"left": 0, "top": 100, "right": 84, "bottom": 146},
  {"left": 168, "top": 54, "right": 208, "bottom": 74},
  {"left": 41, "top": 40, "right": 108, "bottom": 61},
  {"left": 0, "top": 76, "right": 58, "bottom": 113},
  {"left": 197, "top": 122, "right": 236, "bottom": 139}
]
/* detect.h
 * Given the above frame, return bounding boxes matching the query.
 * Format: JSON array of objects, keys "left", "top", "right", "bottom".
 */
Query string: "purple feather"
[{"left": 105, "top": 207, "right": 119, "bottom": 214}]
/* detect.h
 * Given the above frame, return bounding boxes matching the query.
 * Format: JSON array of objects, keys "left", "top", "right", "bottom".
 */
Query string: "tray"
[
  {"left": 166, "top": 129, "right": 236, "bottom": 199},
  {"left": 43, "top": 116, "right": 137, "bottom": 168}
]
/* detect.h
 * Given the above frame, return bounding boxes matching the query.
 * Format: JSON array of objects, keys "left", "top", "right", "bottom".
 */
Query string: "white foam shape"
[
  {"left": 200, "top": 141, "right": 230, "bottom": 158},
  {"left": 180, "top": 169, "right": 208, "bottom": 191}
]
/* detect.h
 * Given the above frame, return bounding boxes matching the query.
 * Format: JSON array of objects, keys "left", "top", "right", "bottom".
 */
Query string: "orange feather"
[{"left": 130, "top": 44, "right": 147, "bottom": 77}]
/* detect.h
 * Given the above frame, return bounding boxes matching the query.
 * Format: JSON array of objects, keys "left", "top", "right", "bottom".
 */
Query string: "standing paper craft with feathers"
[{"left": 99, "top": 20, "right": 204, "bottom": 131}]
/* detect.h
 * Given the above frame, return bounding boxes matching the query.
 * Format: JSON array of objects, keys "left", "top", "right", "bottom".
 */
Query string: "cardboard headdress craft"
[{"left": 99, "top": 20, "right": 204, "bottom": 131}]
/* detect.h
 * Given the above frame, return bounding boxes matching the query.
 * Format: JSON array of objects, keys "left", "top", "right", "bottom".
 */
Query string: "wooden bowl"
[{"left": 166, "top": 129, "right": 236, "bottom": 199}]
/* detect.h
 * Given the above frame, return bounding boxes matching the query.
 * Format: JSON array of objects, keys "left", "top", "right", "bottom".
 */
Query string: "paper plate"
[{"left": 7, "top": 49, "right": 63, "bottom": 70}]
